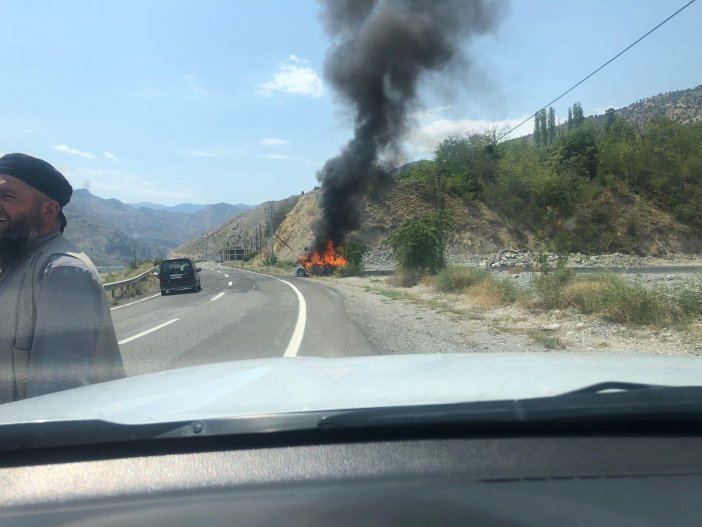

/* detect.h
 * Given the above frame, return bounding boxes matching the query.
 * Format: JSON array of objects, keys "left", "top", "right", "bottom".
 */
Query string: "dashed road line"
[
  {"left": 211, "top": 292, "right": 226, "bottom": 302},
  {"left": 118, "top": 318, "right": 179, "bottom": 345}
]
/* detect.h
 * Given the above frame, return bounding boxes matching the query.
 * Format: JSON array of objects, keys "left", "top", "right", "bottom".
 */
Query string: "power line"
[{"left": 497, "top": 0, "right": 698, "bottom": 142}]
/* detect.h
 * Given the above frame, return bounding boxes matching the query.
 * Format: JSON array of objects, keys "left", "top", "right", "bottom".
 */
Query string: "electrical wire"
[{"left": 497, "top": 0, "right": 698, "bottom": 142}]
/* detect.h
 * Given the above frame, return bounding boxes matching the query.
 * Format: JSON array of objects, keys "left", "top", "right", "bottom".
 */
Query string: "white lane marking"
[
  {"left": 228, "top": 281, "right": 233, "bottom": 287},
  {"left": 234, "top": 269, "right": 306, "bottom": 358},
  {"left": 211, "top": 292, "right": 226, "bottom": 302},
  {"left": 224, "top": 274, "right": 229, "bottom": 278},
  {"left": 118, "top": 318, "right": 179, "bottom": 345},
  {"left": 110, "top": 293, "right": 160, "bottom": 311}
]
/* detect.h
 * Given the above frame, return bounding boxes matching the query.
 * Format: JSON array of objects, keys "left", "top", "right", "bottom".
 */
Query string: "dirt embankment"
[{"left": 273, "top": 179, "right": 702, "bottom": 261}]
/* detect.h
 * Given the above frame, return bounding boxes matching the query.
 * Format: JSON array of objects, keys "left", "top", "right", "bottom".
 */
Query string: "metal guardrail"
[{"left": 103, "top": 266, "right": 157, "bottom": 298}]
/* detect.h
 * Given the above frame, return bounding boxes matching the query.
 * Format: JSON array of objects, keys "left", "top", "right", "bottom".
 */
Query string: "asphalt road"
[{"left": 111, "top": 263, "right": 375, "bottom": 377}]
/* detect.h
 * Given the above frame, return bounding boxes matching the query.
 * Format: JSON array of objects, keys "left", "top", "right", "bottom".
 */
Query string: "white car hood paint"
[{"left": 0, "top": 352, "right": 700, "bottom": 425}]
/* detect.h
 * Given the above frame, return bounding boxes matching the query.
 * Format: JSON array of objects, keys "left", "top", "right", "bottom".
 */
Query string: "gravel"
[{"left": 363, "top": 249, "right": 702, "bottom": 272}]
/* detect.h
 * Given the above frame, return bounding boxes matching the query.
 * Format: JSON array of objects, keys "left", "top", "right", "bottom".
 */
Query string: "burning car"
[{"left": 294, "top": 241, "right": 347, "bottom": 277}]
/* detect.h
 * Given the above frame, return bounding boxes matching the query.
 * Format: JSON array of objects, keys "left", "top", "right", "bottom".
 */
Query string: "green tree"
[
  {"left": 341, "top": 239, "right": 368, "bottom": 266},
  {"left": 553, "top": 124, "right": 600, "bottom": 179},
  {"left": 547, "top": 107, "right": 556, "bottom": 144},
  {"left": 434, "top": 133, "right": 499, "bottom": 200},
  {"left": 571, "top": 102, "right": 585, "bottom": 128},
  {"left": 604, "top": 108, "right": 616, "bottom": 130},
  {"left": 534, "top": 109, "right": 549, "bottom": 147},
  {"left": 389, "top": 211, "right": 451, "bottom": 274}
]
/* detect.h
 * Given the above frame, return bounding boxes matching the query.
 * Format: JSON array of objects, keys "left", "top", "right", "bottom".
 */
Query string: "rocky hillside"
[
  {"left": 187, "top": 175, "right": 702, "bottom": 265},
  {"left": 272, "top": 180, "right": 702, "bottom": 262},
  {"left": 615, "top": 85, "right": 702, "bottom": 126}
]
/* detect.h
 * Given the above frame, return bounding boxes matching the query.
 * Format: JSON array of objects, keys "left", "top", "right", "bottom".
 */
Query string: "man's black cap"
[{"left": 0, "top": 153, "right": 72, "bottom": 231}]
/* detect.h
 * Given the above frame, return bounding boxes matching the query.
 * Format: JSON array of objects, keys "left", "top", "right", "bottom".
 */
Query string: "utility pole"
[{"left": 267, "top": 205, "right": 274, "bottom": 265}]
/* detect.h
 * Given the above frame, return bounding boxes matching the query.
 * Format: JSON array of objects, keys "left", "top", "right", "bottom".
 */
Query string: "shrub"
[
  {"left": 557, "top": 274, "right": 678, "bottom": 326},
  {"left": 597, "top": 276, "right": 671, "bottom": 325},
  {"left": 342, "top": 240, "right": 368, "bottom": 267},
  {"left": 434, "top": 266, "right": 489, "bottom": 293},
  {"left": 385, "top": 269, "right": 423, "bottom": 288},
  {"left": 532, "top": 266, "right": 576, "bottom": 310},
  {"left": 336, "top": 261, "right": 364, "bottom": 277},
  {"left": 561, "top": 280, "right": 607, "bottom": 314},
  {"left": 467, "top": 278, "right": 521, "bottom": 308},
  {"left": 389, "top": 211, "right": 451, "bottom": 274}
]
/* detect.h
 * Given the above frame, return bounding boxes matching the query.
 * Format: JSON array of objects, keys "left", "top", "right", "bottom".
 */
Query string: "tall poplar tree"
[{"left": 547, "top": 107, "right": 556, "bottom": 144}]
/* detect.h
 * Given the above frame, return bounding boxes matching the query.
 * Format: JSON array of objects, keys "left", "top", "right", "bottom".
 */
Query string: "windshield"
[{"left": 1, "top": 0, "right": 701, "bottom": 437}]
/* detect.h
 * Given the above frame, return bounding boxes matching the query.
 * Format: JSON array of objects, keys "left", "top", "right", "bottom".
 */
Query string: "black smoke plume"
[{"left": 312, "top": 0, "right": 506, "bottom": 253}]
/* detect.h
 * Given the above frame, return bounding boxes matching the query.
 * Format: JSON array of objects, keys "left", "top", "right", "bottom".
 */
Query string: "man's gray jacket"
[{"left": 0, "top": 233, "right": 125, "bottom": 403}]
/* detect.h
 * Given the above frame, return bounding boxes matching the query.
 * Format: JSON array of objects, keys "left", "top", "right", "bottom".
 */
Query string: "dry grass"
[
  {"left": 561, "top": 280, "right": 607, "bottom": 313},
  {"left": 385, "top": 269, "right": 423, "bottom": 287},
  {"left": 432, "top": 266, "right": 520, "bottom": 309},
  {"left": 467, "top": 280, "right": 518, "bottom": 309}
]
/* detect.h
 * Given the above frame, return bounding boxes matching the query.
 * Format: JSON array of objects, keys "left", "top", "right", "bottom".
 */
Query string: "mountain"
[
  {"left": 176, "top": 85, "right": 702, "bottom": 261},
  {"left": 613, "top": 85, "right": 702, "bottom": 126},
  {"left": 128, "top": 202, "right": 204, "bottom": 214},
  {"left": 62, "top": 190, "right": 252, "bottom": 265},
  {"left": 128, "top": 201, "right": 253, "bottom": 215},
  {"left": 173, "top": 195, "right": 301, "bottom": 260}
]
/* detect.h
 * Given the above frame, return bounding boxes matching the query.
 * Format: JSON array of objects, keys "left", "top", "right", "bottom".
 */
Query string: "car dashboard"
[{"left": 1, "top": 423, "right": 702, "bottom": 526}]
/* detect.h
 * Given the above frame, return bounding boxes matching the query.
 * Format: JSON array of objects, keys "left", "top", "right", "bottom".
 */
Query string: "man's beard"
[{"left": 0, "top": 207, "right": 42, "bottom": 265}]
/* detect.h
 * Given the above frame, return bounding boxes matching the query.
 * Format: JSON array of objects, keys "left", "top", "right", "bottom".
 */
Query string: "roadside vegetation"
[
  {"left": 101, "top": 261, "right": 160, "bottom": 305},
  {"left": 337, "top": 239, "right": 368, "bottom": 277},
  {"left": 381, "top": 260, "right": 702, "bottom": 331},
  {"left": 101, "top": 261, "right": 158, "bottom": 283},
  {"left": 399, "top": 108, "right": 702, "bottom": 254}
]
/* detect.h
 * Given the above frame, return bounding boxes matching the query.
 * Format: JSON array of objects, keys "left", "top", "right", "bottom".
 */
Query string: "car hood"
[{"left": 0, "top": 352, "right": 701, "bottom": 426}]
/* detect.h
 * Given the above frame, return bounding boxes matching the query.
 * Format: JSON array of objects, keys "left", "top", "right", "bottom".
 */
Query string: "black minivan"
[{"left": 157, "top": 258, "right": 201, "bottom": 295}]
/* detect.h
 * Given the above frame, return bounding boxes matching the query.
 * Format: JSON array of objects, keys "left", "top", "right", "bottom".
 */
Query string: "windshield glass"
[{"left": 0, "top": 0, "right": 701, "bottom": 435}]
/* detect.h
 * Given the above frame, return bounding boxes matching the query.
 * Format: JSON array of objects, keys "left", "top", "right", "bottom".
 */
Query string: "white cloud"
[
  {"left": 184, "top": 73, "right": 209, "bottom": 96},
  {"left": 51, "top": 144, "right": 97, "bottom": 160},
  {"left": 179, "top": 147, "right": 226, "bottom": 159},
  {"left": 61, "top": 167, "right": 194, "bottom": 203},
  {"left": 259, "top": 138, "right": 290, "bottom": 146},
  {"left": 104, "top": 151, "right": 119, "bottom": 161},
  {"left": 288, "top": 54, "right": 308, "bottom": 64},
  {"left": 257, "top": 59, "right": 324, "bottom": 98},
  {"left": 593, "top": 104, "right": 616, "bottom": 115},
  {"left": 405, "top": 107, "right": 528, "bottom": 157},
  {"left": 264, "top": 154, "right": 290, "bottom": 160}
]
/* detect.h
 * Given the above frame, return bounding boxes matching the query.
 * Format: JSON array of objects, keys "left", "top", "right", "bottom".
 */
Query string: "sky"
[{"left": 0, "top": 0, "right": 700, "bottom": 206}]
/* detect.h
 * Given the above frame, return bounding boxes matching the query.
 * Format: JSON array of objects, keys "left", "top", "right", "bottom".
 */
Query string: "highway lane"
[{"left": 112, "top": 263, "right": 375, "bottom": 377}]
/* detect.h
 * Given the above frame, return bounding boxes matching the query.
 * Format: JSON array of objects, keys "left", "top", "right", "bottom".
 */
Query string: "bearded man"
[{"left": 0, "top": 153, "right": 124, "bottom": 403}]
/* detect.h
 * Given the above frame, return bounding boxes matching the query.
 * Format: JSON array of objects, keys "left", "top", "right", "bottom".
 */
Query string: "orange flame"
[{"left": 298, "top": 241, "right": 347, "bottom": 273}]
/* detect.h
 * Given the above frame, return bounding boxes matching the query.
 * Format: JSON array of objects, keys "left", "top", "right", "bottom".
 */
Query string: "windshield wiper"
[
  {"left": 562, "top": 381, "right": 668, "bottom": 395},
  {"left": 317, "top": 384, "right": 702, "bottom": 429}
]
